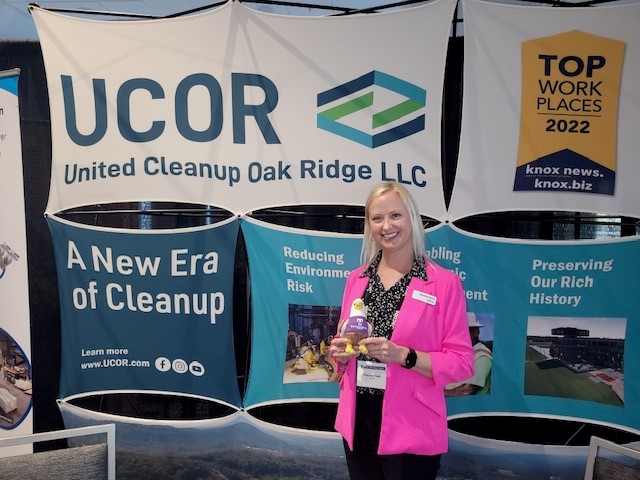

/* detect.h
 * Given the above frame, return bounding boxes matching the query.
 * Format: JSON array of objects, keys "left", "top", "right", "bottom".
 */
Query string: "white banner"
[
  {"left": 448, "top": 0, "right": 640, "bottom": 221},
  {"left": 32, "top": 0, "right": 455, "bottom": 219},
  {"left": 0, "top": 69, "right": 33, "bottom": 448}
]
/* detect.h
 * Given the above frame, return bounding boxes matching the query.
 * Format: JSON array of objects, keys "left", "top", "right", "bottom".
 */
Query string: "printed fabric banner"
[
  {"left": 58, "top": 402, "right": 348, "bottom": 479},
  {"left": 47, "top": 215, "right": 242, "bottom": 407},
  {"left": 428, "top": 225, "right": 640, "bottom": 434},
  {"left": 241, "top": 217, "right": 362, "bottom": 407},
  {"left": 31, "top": 0, "right": 455, "bottom": 219},
  {"left": 0, "top": 69, "right": 33, "bottom": 442},
  {"left": 448, "top": 0, "right": 640, "bottom": 221}
]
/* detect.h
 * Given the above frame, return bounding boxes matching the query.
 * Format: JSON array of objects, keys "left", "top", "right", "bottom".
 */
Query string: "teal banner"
[
  {"left": 48, "top": 216, "right": 241, "bottom": 406},
  {"left": 241, "top": 217, "right": 362, "bottom": 407},
  {"left": 429, "top": 225, "right": 639, "bottom": 432}
]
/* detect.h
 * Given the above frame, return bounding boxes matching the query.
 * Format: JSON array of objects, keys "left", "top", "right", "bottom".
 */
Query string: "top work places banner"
[{"left": 449, "top": 0, "right": 640, "bottom": 220}]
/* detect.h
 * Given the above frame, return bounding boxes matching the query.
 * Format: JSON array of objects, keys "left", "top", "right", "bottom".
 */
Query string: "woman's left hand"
[{"left": 357, "top": 337, "right": 405, "bottom": 365}]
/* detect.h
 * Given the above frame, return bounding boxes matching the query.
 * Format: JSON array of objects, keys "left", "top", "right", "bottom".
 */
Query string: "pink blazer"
[{"left": 334, "top": 259, "right": 474, "bottom": 455}]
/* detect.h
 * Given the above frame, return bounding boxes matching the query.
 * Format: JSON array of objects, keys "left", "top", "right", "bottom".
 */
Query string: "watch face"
[{"left": 404, "top": 349, "right": 417, "bottom": 368}]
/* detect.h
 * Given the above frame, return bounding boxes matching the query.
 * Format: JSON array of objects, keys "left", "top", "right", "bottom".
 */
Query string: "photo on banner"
[
  {"left": 525, "top": 315, "right": 625, "bottom": 405},
  {"left": 284, "top": 303, "right": 341, "bottom": 384},
  {"left": 445, "top": 312, "right": 494, "bottom": 397}
]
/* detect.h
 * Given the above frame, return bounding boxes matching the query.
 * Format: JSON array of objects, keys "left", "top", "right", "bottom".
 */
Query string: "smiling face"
[{"left": 367, "top": 191, "right": 413, "bottom": 258}]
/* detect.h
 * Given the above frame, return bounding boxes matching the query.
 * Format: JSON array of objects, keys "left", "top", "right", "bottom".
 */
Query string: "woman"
[{"left": 329, "top": 182, "right": 474, "bottom": 480}]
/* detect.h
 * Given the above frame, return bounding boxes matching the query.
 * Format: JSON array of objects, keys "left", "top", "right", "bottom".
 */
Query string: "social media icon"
[
  {"left": 189, "top": 361, "right": 205, "bottom": 377},
  {"left": 172, "top": 358, "right": 188, "bottom": 374},
  {"left": 155, "top": 357, "right": 171, "bottom": 372}
]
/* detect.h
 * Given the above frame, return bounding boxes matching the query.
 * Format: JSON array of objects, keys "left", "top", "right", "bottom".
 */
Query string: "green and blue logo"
[{"left": 317, "top": 71, "right": 426, "bottom": 148}]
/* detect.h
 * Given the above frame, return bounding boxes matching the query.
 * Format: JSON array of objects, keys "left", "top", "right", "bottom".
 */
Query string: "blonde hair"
[{"left": 361, "top": 182, "right": 426, "bottom": 265}]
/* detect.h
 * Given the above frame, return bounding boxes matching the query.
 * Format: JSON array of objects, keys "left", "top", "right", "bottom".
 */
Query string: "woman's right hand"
[{"left": 329, "top": 336, "right": 354, "bottom": 364}]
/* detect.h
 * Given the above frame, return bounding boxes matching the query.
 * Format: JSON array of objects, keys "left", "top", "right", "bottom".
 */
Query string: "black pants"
[
  {"left": 344, "top": 440, "right": 441, "bottom": 480},
  {"left": 344, "top": 391, "right": 441, "bottom": 480}
]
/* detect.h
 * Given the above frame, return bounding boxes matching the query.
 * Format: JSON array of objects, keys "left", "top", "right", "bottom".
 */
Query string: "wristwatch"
[{"left": 402, "top": 348, "right": 417, "bottom": 369}]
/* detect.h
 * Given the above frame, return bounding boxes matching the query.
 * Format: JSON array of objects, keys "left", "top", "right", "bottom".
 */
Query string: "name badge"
[
  {"left": 412, "top": 289, "right": 437, "bottom": 305},
  {"left": 356, "top": 360, "right": 387, "bottom": 390}
]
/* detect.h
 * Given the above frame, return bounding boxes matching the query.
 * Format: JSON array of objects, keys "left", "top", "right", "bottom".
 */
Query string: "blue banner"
[
  {"left": 48, "top": 216, "right": 241, "bottom": 406},
  {"left": 241, "top": 217, "right": 362, "bottom": 407},
  {"left": 429, "top": 225, "right": 640, "bottom": 433}
]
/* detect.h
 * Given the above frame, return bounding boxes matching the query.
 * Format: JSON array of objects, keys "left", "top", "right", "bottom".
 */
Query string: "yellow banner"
[{"left": 514, "top": 30, "right": 625, "bottom": 195}]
